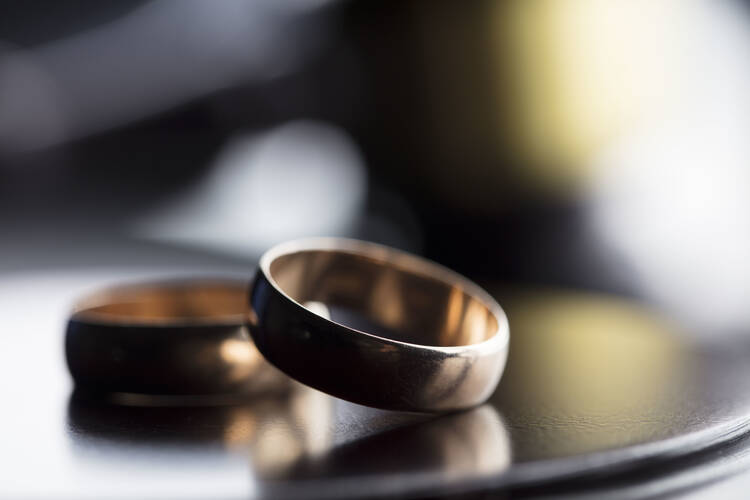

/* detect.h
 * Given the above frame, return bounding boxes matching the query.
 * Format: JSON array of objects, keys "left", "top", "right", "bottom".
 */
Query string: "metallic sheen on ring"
[
  {"left": 66, "top": 278, "right": 288, "bottom": 400},
  {"left": 249, "top": 238, "right": 509, "bottom": 413}
]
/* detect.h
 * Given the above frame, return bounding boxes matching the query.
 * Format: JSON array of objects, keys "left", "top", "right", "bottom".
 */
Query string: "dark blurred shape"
[{"left": 0, "top": 0, "right": 336, "bottom": 153}]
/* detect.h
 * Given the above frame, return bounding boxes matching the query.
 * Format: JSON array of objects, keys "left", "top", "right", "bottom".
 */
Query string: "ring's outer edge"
[{"left": 249, "top": 237, "right": 509, "bottom": 413}]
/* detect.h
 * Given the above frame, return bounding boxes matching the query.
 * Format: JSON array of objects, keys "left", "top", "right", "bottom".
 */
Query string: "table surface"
[{"left": 3, "top": 242, "right": 750, "bottom": 499}]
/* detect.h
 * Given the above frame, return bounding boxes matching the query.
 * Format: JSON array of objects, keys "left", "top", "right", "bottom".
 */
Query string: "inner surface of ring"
[
  {"left": 72, "top": 281, "right": 247, "bottom": 324},
  {"left": 269, "top": 250, "right": 498, "bottom": 347}
]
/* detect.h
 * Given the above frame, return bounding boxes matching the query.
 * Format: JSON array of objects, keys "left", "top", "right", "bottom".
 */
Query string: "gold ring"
[
  {"left": 249, "top": 238, "right": 509, "bottom": 412},
  {"left": 66, "top": 278, "right": 288, "bottom": 401}
]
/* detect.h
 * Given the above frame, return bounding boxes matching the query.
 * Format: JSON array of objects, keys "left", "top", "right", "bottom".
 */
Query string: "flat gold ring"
[
  {"left": 66, "top": 278, "right": 288, "bottom": 400},
  {"left": 249, "top": 238, "right": 509, "bottom": 412}
]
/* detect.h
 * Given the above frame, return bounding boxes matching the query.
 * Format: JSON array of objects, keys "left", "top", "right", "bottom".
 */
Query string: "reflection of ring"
[
  {"left": 249, "top": 238, "right": 509, "bottom": 412},
  {"left": 66, "top": 279, "right": 288, "bottom": 401}
]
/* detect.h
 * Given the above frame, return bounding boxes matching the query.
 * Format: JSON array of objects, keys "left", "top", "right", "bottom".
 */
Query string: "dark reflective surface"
[
  {"left": 2, "top": 257, "right": 750, "bottom": 498},
  {"left": 488, "top": 290, "right": 750, "bottom": 488}
]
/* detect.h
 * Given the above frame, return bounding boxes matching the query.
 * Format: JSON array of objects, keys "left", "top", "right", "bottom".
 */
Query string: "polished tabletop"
[{"left": 2, "top": 243, "right": 750, "bottom": 499}]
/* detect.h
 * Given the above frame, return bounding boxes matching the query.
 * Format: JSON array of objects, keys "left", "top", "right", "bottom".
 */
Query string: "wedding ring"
[
  {"left": 66, "top": 278, "right": 289, "bottom": 401},
  {"left": 249, "top": 238, "right": 509, "bottom": 412}
]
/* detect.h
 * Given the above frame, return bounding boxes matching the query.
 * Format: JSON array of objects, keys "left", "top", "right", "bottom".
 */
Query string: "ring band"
[
  {"left": 66, "top": 278, "right": 288, "bottom": 400},
  {"left": 249, "top": 238, "right": 509, "bottom": 412}
]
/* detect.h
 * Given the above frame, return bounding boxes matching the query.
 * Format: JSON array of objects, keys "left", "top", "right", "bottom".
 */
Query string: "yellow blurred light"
[
  {"left": 495, "top": 0, "right": 690, "bottom": 190},
  {"left": 492, "top": 289, "right": 689, "bottom": 455}
]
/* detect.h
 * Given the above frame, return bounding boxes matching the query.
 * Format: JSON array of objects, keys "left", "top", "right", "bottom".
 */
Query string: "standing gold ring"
[{"left": 249, "top": 238, "right": 509, "bottom": 412}]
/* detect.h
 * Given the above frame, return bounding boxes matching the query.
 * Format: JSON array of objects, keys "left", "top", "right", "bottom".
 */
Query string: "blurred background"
[{"left": 3, "top": 0, "right": 750, "bottom": 335}]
